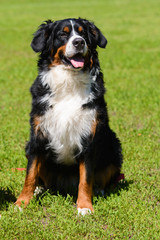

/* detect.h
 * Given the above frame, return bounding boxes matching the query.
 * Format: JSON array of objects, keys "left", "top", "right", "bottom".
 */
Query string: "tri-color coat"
[{"left": 15, "top": 18, "right": 123, "bottom": 215}]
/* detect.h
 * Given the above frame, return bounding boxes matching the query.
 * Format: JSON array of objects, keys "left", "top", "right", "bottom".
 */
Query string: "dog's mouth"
[
  {"left": 69, "top": 54, "right": 84, "bottom": 68},
  {"left": 62, "top": 53, "right": 85, "bottom": 69}
]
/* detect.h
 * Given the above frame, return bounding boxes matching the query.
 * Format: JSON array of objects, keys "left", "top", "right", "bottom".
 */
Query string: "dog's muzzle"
[
  {"left": 64, "top": 35, "right": 88, "bottom": 68},
  {"left": 72, "top": 38, "right": 85, "bottom": 51}
]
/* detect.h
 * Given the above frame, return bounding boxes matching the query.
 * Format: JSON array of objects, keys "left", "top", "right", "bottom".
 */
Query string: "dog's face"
[{"left": 31, "top": 18, "right": 107, "bottom": 70}]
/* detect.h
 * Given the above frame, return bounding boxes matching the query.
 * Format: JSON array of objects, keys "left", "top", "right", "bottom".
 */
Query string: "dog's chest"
[{"left": 39, "top": 67, "right": 96, "bottom": 164}]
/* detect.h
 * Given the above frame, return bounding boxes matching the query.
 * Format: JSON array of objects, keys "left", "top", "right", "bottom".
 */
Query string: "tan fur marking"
[
  {"left": 95, "top": 165, "right": 120, "bottom": 189},
  {"left": 77, "top": 161, "right": 94, "bottom": 212},
  {"left": 91, "top": 119, "right": 99, "bottom": 137},
  {"left": 78, "top": 26, "right": 83, "bottom": 32},
  {"left": 15, "top": 159, "right": 39, "bottom": 207},
  {"left": 33, "top": 115, "right": 40, "bottom": 135},
  {"left": 49, "top": 45, "right": 66, "bottom": 67},
  {"left": 63, "top": 26, "right": 69, "bottom": 33},
  {"left": 90, "top": 57, "right": 93, "bottom": 69}
]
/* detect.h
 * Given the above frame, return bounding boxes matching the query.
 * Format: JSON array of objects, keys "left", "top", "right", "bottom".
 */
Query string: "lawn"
[{"left": 0, "top": 0, "right": 160, "bottom": 239}]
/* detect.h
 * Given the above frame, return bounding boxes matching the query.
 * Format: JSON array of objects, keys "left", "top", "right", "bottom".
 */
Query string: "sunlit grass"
[{"left": 0, "top": 0, "right": 160, "bottom": 239}]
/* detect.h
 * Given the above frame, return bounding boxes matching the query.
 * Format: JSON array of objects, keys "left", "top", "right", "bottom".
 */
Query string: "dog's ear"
[
  {"left": 81, "top": 19, "right": 107, "bottom": 48},
  {"left": 91, "top": 25, "right": 107, "bottom": 48},
  {"left": 31, "top": 20, "right": 55, "bottom": 53}
]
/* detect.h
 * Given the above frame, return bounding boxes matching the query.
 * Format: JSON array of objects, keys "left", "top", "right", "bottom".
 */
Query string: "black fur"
[{"left": 25, "top": 18, "right": 122, "bottom": 196}]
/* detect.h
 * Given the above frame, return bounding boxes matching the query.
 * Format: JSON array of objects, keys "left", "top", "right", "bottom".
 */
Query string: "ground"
[{"left": 0, "top": 0, "right": 160, "bottom": 239}]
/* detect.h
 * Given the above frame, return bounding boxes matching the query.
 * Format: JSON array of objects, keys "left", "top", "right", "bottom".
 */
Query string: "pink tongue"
[{"left": 70, "top": 56, "right": 84, "bottom": 68}]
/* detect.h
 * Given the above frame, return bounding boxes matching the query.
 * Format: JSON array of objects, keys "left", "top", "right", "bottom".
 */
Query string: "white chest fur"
[{"left": 39, "top": 66, "right": 96, "bottom": 165}]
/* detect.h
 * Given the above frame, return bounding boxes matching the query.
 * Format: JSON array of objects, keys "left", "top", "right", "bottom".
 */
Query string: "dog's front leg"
[
  {"left": 15, "top": 157, "right": 39, "bottom": 208},
  {"left": 77, "top": 161, "right": 94, "bottom": 216}
]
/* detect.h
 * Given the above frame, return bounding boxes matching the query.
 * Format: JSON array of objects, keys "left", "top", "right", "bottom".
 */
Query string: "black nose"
[{"left": 72, "top": 38, "right": 85, "bottom": 50}]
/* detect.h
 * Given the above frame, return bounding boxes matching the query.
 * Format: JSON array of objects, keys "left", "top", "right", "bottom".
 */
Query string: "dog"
[{"left": 15, "top": 18, "right": 123, "bottom": 215}]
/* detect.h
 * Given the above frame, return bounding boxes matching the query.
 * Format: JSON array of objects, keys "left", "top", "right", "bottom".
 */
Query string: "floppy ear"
[
  {"left": 81, "top": 19, "right": 107, "bottom": 48},
  {"left": 31, "top": 20, "right": 54, "bottom": 53},
  {"left": 91, "top": 25, "right": 107, "bottom": 48}
]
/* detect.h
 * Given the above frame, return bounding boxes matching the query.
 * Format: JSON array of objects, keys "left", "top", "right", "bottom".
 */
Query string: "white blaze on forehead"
[
  {"left": 70, "top": 20, "right": 76, "bottom": 36},
  {"left": 65, "top": 20, "right": 88, "bottom": 58}
]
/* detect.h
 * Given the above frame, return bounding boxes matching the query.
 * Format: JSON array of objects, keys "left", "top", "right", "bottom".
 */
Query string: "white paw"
[
  {"left": 77, "top": 208, "right": 92, "bottom": 216},
  {"left": 34, "top": 186, "right": 44, "bottom": 196},
  {"left": 14, "top": 205, "right": 23, "bottom": 212}
]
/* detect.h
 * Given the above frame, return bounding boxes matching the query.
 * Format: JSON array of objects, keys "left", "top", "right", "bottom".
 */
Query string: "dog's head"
[{"left": 31, "top": 18, "right": 107, "bottom": 70}]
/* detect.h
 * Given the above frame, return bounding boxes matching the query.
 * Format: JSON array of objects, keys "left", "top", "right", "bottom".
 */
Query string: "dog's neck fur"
[
  {"left": 41, "top": 65, "right": 93, "bottom": 102},
  {"left": 39, "top": 65, "right": 96, "bottom": 165}
]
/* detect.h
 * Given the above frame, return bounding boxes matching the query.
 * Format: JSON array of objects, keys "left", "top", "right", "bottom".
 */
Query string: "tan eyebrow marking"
[
  {"left": 63, "top": 26, "right": 70, "bottom": 33},
  {"left": 78, "top": 26, "right": 83, "bottom": 32}
]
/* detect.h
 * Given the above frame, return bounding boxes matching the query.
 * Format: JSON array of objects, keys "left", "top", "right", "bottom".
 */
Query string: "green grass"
[{"left": 0, "top": 0, "right": 160, "bottom": 239}]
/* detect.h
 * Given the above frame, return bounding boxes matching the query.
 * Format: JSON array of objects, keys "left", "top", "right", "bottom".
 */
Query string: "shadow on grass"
[
  {"left": 105, "top": 179, "right": 134, "bottom": 197},
  {"left": 35, "top": 179, "right": 134, "bottom": 206},
  {"left": 0, "top": 179, "right": 133, "bottom": 210},
  {"left": 0, "top": 188, "right": 16, "bottom": 210},
  {"left": 0, "top": 180, "right": 133, "bottom": 215}
]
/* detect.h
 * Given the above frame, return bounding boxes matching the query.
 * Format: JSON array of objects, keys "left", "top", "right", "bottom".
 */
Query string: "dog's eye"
[{"left": 59, "top": 32, "right": 68, "bottom": 38}]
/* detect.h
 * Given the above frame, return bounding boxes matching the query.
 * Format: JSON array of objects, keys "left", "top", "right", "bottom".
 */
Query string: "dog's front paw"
[
  {"left": 15, "top": 195, "right": 31, "bottom": 208},
  {"left": 77, "top": 208, "right": 92, "bottom": 216},
  {"left": 14, "top": 205, "right": 23, "bottom": 212}
]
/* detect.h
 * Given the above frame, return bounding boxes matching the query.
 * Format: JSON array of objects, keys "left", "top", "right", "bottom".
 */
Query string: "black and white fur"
[{"left": 15, "top": 18, "right": 123, "bottom": 216}]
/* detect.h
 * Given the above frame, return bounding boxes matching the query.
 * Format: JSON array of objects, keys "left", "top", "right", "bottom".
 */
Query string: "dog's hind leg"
[{"left": 95, "top": 165, "right": 121, "bottom": 190}]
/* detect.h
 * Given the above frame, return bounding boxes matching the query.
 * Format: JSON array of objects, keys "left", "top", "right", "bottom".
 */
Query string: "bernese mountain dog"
[{"left": 15, "top": 18, "right": 123, "bottom": 215}]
